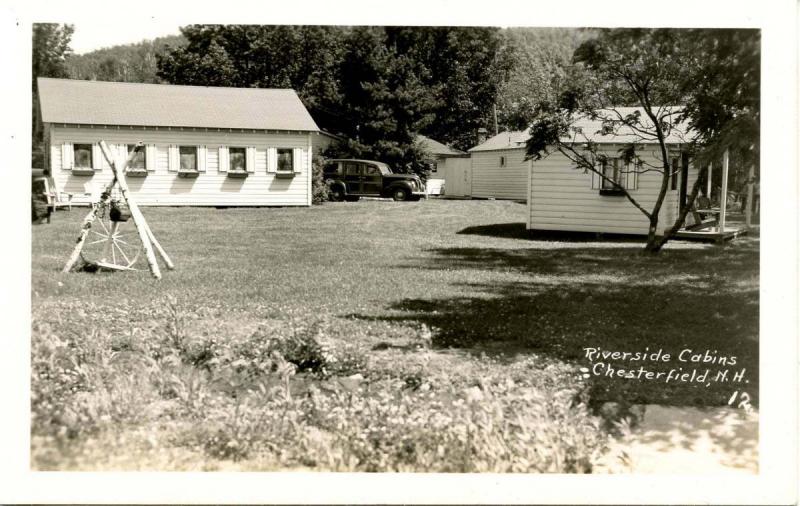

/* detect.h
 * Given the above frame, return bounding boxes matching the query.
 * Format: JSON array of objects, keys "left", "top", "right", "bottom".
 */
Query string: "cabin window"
[
  {"left": 323, "top": 162, "right": 341, "bottom": 176},
  {"left": 277, "top": 148, "right": 294, "bottom": 172},
  {"left": 601, "top": 158, "right": 624, "bottom": 189},
  {"left": 74, "top": 144, "right": 93, "bottom": 169},
  {"left": 229, "top": 147, "right": 247, "bottom": 172},
  {"left": 499, "top": 156, "right": 506, "bottom": 167},
  {"left": 670, "top": 157, "right": 679, "bottom": 190},
  {"left": 431, "top": 162, "right": 439, "bottom": 174},
  {"left": 126, "top": 144, "right": 146, "bottom": 170},
  {"left": 179, "top": 146, "right": 197, "bottom": 172}
]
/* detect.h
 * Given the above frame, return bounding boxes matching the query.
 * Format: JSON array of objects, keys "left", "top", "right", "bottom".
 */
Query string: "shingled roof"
[
  {"left": 38, "top": 78, "right": 319, "bottom": 132},
  {"left": 469, "top": 107, "right": 693, "bottom": 152},
  {"left": 415, "top": 135, "right": 467, "bottom": 157}
]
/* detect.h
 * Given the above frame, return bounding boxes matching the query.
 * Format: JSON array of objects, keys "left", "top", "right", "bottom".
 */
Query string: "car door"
[
  {"left": 343, "top": 162, "right": 361, "bottom": 194},
  {"left": 362, "top": 163, "right": 383, "bottom": 196}
]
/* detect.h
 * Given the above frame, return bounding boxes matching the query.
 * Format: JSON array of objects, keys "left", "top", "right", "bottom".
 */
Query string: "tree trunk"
[{"left": 649, "top": 166, "right": 709, "bottom": 253}]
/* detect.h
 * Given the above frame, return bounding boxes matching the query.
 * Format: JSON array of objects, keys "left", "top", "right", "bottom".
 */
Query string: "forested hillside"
[{"left": 66, "top": 34, "right": 185, "bottom": 83}]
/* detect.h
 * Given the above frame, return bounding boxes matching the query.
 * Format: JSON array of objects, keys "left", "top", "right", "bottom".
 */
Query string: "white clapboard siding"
[
  {"left": 442, "top": 157, "right": 471, "bottom": 196},
  {"left": 48, "top": 125, "right": 312, "bottom": 207},
  {"left": 470, "top": 148, "right": 529, "bottom": 200},
  {"left": 528, "top": 149, "right": 685, "bottom": 235}
]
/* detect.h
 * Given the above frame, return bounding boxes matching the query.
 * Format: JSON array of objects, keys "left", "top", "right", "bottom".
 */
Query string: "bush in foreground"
[{"left": 31, "top": 300, "right": 605, "bottom": 472}]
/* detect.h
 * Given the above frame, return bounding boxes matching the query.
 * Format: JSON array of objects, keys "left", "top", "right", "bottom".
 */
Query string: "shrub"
[{"left": 311, "top": 155, "right": 330, "bottom": 204}]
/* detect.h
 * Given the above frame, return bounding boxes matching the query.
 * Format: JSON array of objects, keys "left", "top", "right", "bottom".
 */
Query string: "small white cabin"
[
  {"left": 38, "top": 78, "right": 321, "bottom": 207},
  {"left": 415, "top": 135, "right": 469, "bottom": 196},
  {"left": 468, "top": 131, "right": 531, "bottom": 201},
  {"left": 525, "top": 108, "right": 698, "bottom": 236}
]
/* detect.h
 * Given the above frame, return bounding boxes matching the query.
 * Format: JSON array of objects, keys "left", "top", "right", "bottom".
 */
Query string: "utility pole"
[{"left": 493, "top": 104, "right": 499, "bottom": 136}]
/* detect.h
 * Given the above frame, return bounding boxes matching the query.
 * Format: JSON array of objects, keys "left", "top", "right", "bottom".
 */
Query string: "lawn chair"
[
  {"left": 690, "top": 195, "right": 720, "bottom": 230},
  {"left": 46, "top": 176, "right": 73, "bottom": 212}
]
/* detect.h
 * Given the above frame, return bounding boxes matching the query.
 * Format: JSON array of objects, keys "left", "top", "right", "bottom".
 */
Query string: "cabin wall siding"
[
  {"left": 441, "top": 156, "right": 472, "bottom": 196},
  {"left": 48, "top": 125, "right": 311, "bottom": 206},
  {"left": 470, "top": 148, "right": 529, "bottom": 200},
  {"left": 528, "top": 149, "right": 688, "bottom": 235}
]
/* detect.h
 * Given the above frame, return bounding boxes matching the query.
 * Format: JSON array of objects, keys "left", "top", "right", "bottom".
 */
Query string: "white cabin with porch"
[
  {"left": 520, "top": 108, "right": 699, "bottom": 235},
  {"left": 38, "top": 78, "right": 321, "bottom": 207}
]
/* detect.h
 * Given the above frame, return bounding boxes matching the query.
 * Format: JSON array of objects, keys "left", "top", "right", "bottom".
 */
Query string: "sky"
[{"left": 69, "top": 19, "right": 183, "bottom": 54}]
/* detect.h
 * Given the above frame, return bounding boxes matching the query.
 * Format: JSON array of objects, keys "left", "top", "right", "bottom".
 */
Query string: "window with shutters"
[
  {"left": 74, "top": 144, "right": 93, "bottom": 169},
  {"left": 126, "top": 144, "right": 146, "bottom": 171},
  {"left": 179, "top": 146, "right": 197, "bottom": 172},
  {"left": 277, "top": 148, "right": 294, "bottom": 172},
  {"left": 598, "top": 157, "right": 627, "bottom": 196},
  {"left": 229, "top": 147, "right": 247, "bottom": 172}
]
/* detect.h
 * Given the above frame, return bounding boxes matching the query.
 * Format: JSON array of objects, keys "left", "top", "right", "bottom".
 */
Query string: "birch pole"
[
  {"left": 62, "top": 188, "right": 114, "bottom": 272},
  {"left": 99, "top": 141, "right": 162, "bottom": 279},
  {"left": 62, "top": 145, "right": 138, "bottom": 273}
]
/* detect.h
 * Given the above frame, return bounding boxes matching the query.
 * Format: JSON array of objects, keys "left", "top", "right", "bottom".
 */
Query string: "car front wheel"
[
  {"left": 329, "top": 185, "right": 346, "bottom": 202},
  {"left": 392, "top": 188, "right": 410, "bottom": 201}
]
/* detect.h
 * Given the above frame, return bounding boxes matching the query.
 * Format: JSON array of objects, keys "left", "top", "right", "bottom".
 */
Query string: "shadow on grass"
[
  {"left": 458, "top": 222, "right": 648, "bottom": 244},
  {"left": 352, "top": 237, "right": 759, "bottom": 408}
]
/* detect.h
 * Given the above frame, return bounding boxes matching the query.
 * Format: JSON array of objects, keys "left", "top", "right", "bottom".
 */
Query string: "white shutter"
[
  {"left": 61, "top": 143, "right": 73, "bottom": 170},
  {"left": 197, "top": 145, "right": 207, "bottom": 172},
  {"left": 146, "top": 144, "right": 157, "bottom": 171},
  {"left": 625, "top": 162, "right": 638, "bottom": 190},
  {"left": 590, "top": 169, "right": 600, "bottom": 190},
  {"left": 218, "top": 146, "right": 229, "bottom": 173},
  {"left": 168, "top": 145, "right": 179, "bottom": 172},
  {"left": 267, "top": 148, "right": 277, "bottom": 173},
  {"left": 92, "top": 143, "right": 103, "bottom": 171},
  {"left": 292, "top": 148, "right": 303, "bottom": 173},
  {"left": 246, "top": 146, "right": 256, "bottom": 173},
  {"left": 116, "top": 144, "right": 127, "bottom": 170}
]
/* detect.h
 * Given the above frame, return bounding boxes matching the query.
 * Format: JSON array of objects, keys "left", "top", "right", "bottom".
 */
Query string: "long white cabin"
[{"left": 38, "top": 78, "right": 321, "bottom": 207}]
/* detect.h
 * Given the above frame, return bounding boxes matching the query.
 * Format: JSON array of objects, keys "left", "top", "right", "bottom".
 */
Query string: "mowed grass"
[{"left": 31, "top": 199, "right": 759, "bottom": 471}]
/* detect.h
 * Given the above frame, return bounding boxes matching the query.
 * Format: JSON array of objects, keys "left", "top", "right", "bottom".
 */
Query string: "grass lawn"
[{"left": 31, "top": 199, "right": 759, "bottom": 471}]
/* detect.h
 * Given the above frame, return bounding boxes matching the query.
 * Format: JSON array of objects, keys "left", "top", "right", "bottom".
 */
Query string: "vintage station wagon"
[{"left": 323, "top": 159, "right": 426, "bottom": 201}]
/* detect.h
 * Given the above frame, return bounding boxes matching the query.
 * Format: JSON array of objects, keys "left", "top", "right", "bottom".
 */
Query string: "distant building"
[{"left": 415, "top": 135, "right": 469, "bottom": 196}]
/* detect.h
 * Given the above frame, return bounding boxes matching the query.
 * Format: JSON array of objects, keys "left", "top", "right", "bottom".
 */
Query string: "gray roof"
[
  {"left": 38, "top": 78, "right": 319, "bottom": 132},
  {"left": 415, "top": 135, "right": 467, "bottom": 157},
  {"left": 469, "top": 107, "right": 692, "bottom": 152}
]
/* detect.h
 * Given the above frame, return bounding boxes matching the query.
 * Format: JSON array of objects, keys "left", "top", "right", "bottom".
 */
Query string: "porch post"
[
  {"left": 745, "top": 163, "right": 755, "bottom": 228},
  {"left": 719, "top": 149, "right": 729, "bottom": 233}
]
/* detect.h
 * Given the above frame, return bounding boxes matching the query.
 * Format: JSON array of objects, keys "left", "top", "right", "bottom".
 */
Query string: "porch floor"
[{"left": 675, "top": 225, "right": 748, "bottom": 243}]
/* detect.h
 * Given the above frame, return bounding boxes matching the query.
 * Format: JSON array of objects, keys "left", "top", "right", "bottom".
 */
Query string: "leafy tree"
[
  {"left": 385, "top": 27, "right": 513, "bottom": 151},
  {"left": 496, "top": 28, "right": 589, "bottom": 132},
  {"left": 677, "top": 29, "right": 760, "bottom": 209},
  {"left": 329, "top": 27, "right": 436, "bottom": 175},
  {"left": 32, "top": 23, "right": 74, "bottom": 168},
  {"left": 157, "top": 25, "right": 345, "bottom": 127},
  {"left": 525, "top": 29, "right": 708, "bottom": 254}
]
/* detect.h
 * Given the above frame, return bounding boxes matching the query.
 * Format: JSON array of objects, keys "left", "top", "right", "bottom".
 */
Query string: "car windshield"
[{"left": 374, "top": 163, "right": 392, "bottom": 175}]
